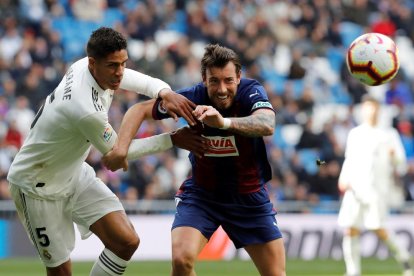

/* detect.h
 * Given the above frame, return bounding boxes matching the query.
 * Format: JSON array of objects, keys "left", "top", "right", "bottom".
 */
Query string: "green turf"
[{"left": 0, "top": 258, "right": 406, "bottom": 275}]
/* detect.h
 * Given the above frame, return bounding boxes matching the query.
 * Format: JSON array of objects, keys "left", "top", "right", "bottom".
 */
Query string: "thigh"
[
  {"left": 245, "top": 238, "right": 286, "bottom": 276},
  {"left": 10, "top": 184, "right": 74, "bottom": 268},
  {"left": 71, "top": 164, "right": 124, "bottom": 239},
  {"left": 89, "top": 210, "right": 137, "bottom": 252},
  {"left": 171, "top": 226, "right": 209, "bottom": 259},
  {"left": 172, "top": 199, "right": 219, "bottom": 241},
  {"left": 221, "top": 206, "right": 282, "bottom": 249},
  {"left": 363, "top": 201, "right": 388, "bottom": 230}
]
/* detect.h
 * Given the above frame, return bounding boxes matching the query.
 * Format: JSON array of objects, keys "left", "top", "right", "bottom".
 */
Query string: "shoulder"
[
  {"left": 237, "top": 78, "right": 273, "bottom": 111},
  {"left": 176, "top": 82, "right": 207, "bottom": 103},
  {"left": 57, "top": 59, "right": 102, "bottom": 119},
  {"left": 237, "top": 79, "right": 268, "bottom": 99}
]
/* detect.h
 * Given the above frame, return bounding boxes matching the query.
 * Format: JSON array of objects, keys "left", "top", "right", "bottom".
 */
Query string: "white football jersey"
[
  {"left": 7, "top": 57, "right": 170, "bottom": 199},
  {"left": 339, "top": 123, "right": 407, "bottom": 202}
]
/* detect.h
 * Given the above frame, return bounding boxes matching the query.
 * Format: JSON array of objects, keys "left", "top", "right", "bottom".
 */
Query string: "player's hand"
[
  {"left": 170, "top": 126, "right": 210, "bottom": 158},
  {"left": 158, "top": 89, "right": 197, "bottom": 126},
  {"left": 338, "top": 181, "right": 349, "bottom": 194},
  {"left": 192, "top": 105, "right": 224, "bottom": 129},
  {"left": 102, "top": 146, "right": 129, "bottom": 172}
]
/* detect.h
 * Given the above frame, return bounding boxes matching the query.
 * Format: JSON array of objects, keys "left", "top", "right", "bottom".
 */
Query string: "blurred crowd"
[{"left": 1, "top": 0, "right": 414, "bottom": 212}]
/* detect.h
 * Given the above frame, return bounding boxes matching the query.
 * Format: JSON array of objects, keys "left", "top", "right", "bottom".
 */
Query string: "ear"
[
  {"left": 88, "top": 57, "right": 95, "bottom": 70},
  {"left": 236, "top": 71, "right": 242, "bottom": 84},
  {"left": 202, "top": 74, "right": 207, "bottom": 85}
]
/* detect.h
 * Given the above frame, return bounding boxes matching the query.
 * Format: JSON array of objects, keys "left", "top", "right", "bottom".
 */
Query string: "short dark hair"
[
  {"left": 86, "top": 27, "right": 127, "bottom": 59},
  {"left": 201, "top": 44, "right": 241, "bottom": 77}
]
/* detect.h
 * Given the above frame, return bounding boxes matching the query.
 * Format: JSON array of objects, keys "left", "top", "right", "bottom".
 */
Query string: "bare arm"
[
  {"left": 103, "top": 99, "right": 209, "bottom": 171},
  {"left": 102, "top": 99, "right": 155, "bottom": 171},
  {"left": 114, "top": 99, "right": 156, "bottom": 158},
  {"left": 120, "top": 69, "right": 197, "bottom": 125},
  {"left": 193, "top": 105, "right": 275, "bottom": 137}
]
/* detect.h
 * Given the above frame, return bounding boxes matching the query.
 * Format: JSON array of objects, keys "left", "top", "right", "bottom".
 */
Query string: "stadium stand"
[{"left": 1, "top": 0, "right": 414, "bottom": 212}]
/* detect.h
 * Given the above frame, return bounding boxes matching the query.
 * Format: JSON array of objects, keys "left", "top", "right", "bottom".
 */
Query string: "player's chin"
[
  {"left": 109, "top": 83, "right": 121, "bottom": 90},
  {"left": 214, "top": 100, "right": 231, "bottom": 110}
]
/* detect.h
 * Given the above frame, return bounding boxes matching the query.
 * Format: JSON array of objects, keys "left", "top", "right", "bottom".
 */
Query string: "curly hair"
[{"left": 86, "top": 27, "right": 127, "bottom": 59}]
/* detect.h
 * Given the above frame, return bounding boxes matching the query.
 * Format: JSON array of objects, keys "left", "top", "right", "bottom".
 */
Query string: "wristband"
[{"left": 220, "top": 118, "right": 231, "bottom": 130}]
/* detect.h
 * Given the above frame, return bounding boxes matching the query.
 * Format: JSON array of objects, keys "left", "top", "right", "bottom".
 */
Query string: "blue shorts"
[{"left": 172, "top": 188, "right": 282, "bottom": 249}]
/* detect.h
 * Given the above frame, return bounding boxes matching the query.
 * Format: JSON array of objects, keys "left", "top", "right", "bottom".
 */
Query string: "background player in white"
[
  {"left": 338, "top": 95, "right": 413, "bottom": 276},
  {"left": 7, "top": 27, "right": 207, "bottom": 276}
]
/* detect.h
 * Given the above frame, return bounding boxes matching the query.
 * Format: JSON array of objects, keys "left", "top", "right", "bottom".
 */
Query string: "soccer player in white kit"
[
  {"left": 7, "top": 27, "right": 207, "bottom": 276},
  {"left": 338, "top": 95, "right": 413, "bottom": 276}
]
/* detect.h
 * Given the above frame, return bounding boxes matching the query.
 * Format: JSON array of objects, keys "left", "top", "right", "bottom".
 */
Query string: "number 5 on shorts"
[{"left": 36, "top": 227, "right": 50, "bottom": 247}]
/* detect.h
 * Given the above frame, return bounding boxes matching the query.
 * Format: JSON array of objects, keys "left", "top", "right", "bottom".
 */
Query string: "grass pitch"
[{"left": 0, "top": 258, "right": 406, "bottom": 275}]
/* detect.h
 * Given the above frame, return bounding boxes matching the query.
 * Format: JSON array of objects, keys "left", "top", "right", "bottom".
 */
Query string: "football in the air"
[{"left": 346, "top": 32, "right": 399, "bottom": 86}]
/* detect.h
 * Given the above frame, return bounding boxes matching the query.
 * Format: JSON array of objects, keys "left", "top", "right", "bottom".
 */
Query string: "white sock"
[
  {"left": 383, "top": 233, "right": 411, "bottom": 263},
  {"left": 343, "top": 235, "right": 361, "bottom": 275},
  {"left": 90, "top": 248, "right": 128, "bottom": 276}
]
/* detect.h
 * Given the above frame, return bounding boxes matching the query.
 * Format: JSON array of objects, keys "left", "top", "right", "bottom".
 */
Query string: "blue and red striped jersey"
[{"left": 153, "top": 78, "right": 275, "bottom": 200}]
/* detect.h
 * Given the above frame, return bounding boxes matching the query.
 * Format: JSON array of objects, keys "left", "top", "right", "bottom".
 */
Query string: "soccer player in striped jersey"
[
  {"left": 7, "top": 27, "right": 206, "bottom": 276},
  {"left": 104, "top": 44, "right": 286, "bottom": 276}
]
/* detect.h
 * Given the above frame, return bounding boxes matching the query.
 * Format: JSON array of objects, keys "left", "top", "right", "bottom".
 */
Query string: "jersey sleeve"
[
  {"left": 77, "top": 111, "right": 174, "bottom": 160},
  {"left": 242, "top": 84, "right": 275, "bottom": 114},
  {"left": 120, "top": 68, "right": 171, "bottom": 99},
  {"left": 77, "top": 112, "right": 117, "bottom": 154}
]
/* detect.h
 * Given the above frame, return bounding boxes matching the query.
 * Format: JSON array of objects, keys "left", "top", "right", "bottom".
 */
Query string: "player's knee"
[
  {"left": 46, "top": 261, "right": 72, "bottom": 276},
  {"left": 374, "top": 229, "right": 388, "bottom": 240},
  {"left": 114, "top": 232, "right": 140, "bottom": 260},
  {"left": 172, "top": 250, "right": 196, "bottom": 272},
  {"left": 276, "top": 266, "right": 286, "bottom": 276},
  {"left": 124, "top": 232, "right": 140, "bottom": 256},
  {"left": 345, "top": 227, "right": 360, "bottom": 236}
]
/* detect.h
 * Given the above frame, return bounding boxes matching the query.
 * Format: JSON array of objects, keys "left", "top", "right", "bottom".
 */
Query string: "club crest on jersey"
[
  {"left": 103, "top": 127, "right": 113, "bottom": 142},
  {"left": 204, "top": 135, "right": 239, "bottom": 157}
]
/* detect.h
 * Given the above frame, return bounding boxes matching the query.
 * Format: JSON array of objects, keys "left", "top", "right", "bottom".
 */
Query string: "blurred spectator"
[
  {"left": 370, "top": 12, "right": 397, "bottom": 37},
  {"left": 4, "top": 120, "right": 22, "bottom": 150},
  {"left": 308, "top": 160, "right": 340, "bottom": 201},
  {"left": 5, "top": 96, "right": 35, "bottom": 140},
  {"left": 385, "top": 75, "right": 413, "bottom": 107},
  {"left": 397, "top": 120, "right": 414, "bottom": 161},
  {"left": 0, "top": 16, "right": 22, "bottom": 65},
  {"left": 296, "top": 118, "right": 323, "bottom": 150},
  {"left": 1, "top": 0, "right": 414, "bottom": 209},
  {"left": 71, "top": 0, "right": 107, "bottom": 22}
]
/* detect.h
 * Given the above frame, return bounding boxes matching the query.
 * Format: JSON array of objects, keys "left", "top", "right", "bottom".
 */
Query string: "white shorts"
[
  {"left": 337, "top": 190, "right": 388, "bottom": 230},
  {"left": 9, "top": 164, "right": 124, "bottom": 267}
]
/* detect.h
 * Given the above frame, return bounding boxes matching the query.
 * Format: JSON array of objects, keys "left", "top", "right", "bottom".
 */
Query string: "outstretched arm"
[
  {"left": 192, "top": 105, "right": 275, "bottom": 137},
  {"left": 102, "top": 100, "right": 208, "bottom": 171},
  {"left": 121, "top": 69, "right": 197, "bottom": 126}
]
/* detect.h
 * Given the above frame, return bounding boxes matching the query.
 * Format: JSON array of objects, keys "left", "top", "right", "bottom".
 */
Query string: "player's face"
[
  {"left": 361, "top": 101, "right": 379, "bottom": 125},
  {"left": 89, "top": 49, "right": 128, "bottom": 90},
  {"left": 203, "top": 62, "right": 241, "bottom": 110}
]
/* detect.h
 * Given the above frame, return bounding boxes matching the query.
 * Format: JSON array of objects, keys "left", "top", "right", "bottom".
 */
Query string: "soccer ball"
[{"left": 346, "top": 33, "right": 399, "bottom": 86}]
